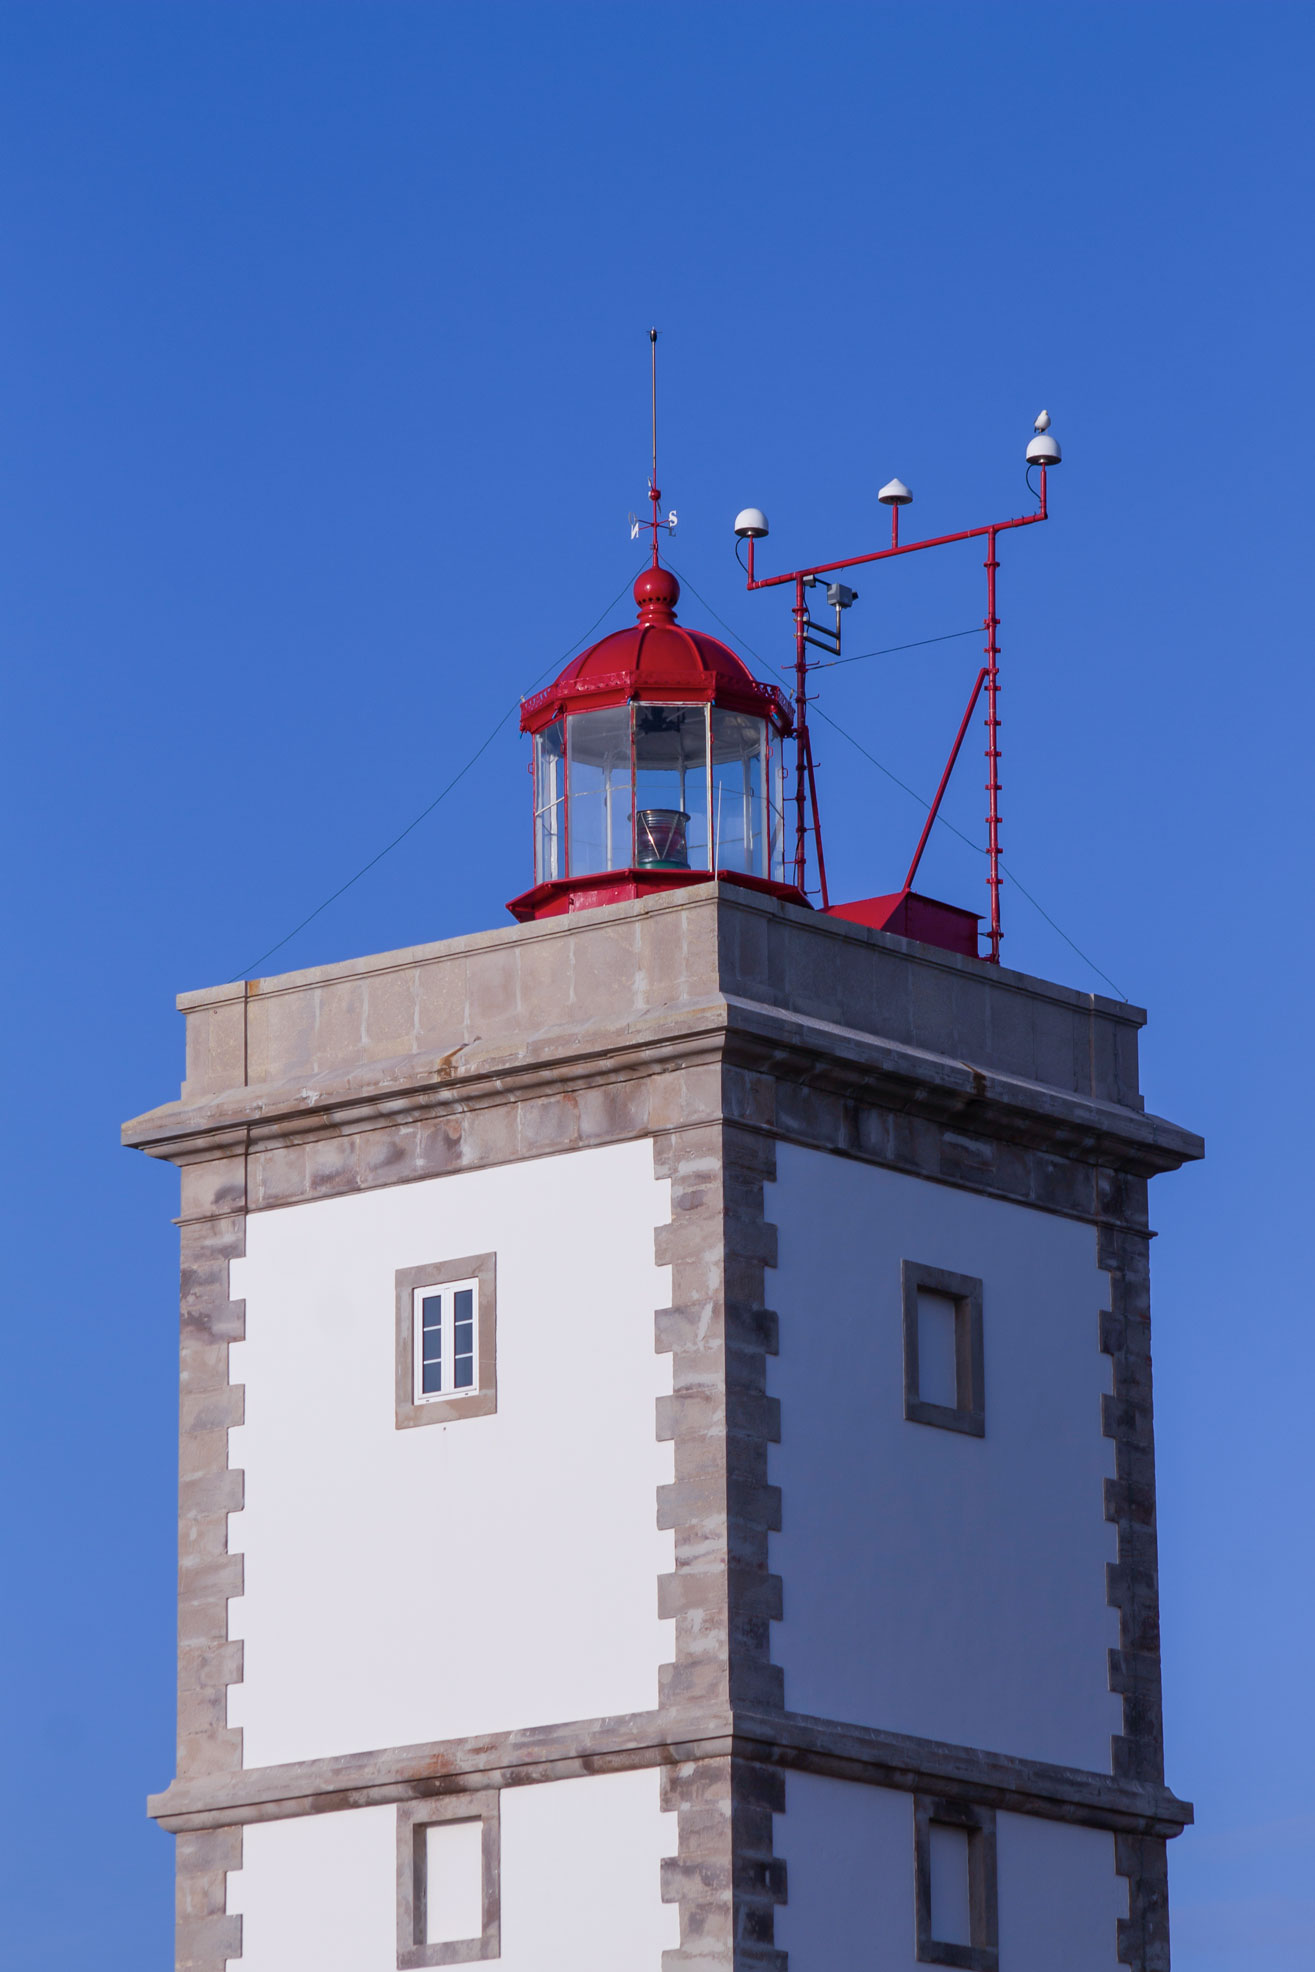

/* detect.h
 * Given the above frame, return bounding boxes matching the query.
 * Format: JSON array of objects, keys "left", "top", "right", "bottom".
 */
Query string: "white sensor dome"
[
  {"left": 734, "top": 508, "right": 769, "bottom": 539},
  {"left": 1025, "top": 433, "right": 1061, "bottom": 466},
  {"left": 877, "top": 477, "right": 913, "bottom": 506}
]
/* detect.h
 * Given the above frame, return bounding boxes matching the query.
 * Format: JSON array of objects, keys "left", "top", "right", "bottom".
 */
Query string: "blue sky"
[{"left": 1, "top": 4, "right": 1311, "bottom": 1965}]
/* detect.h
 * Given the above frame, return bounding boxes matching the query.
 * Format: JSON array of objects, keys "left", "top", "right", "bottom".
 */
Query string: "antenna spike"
[{"left": 648, "top": 328, "right": 661, "bottom": 567}]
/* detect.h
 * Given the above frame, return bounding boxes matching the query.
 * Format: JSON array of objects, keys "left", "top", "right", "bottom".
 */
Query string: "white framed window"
[
  {"left": 395, "top": 1254, "right": 497, "bottom": 1430},
  {"left": 414, "top": 1278, "right": 480, "bottom": 1404}
]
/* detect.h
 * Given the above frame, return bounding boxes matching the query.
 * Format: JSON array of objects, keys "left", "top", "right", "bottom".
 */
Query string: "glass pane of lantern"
[
  {"left": 766, "top": 727, "right": 786, "bottom": 881},
  {"left": 533, "top": 721, "right": 566, "bottom": 883},
  {"left": 634, "top": 704, "right": 708, "bottom": 871},
  {"left": 710, "top": 710, "right": 767, "bottom": 877},
  {"left": 567, "top": 706, "right": 633, "bottom": 875}
]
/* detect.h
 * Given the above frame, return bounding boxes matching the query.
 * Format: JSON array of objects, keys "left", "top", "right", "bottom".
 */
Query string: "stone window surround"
[
  {"left": 396, "top": 1790, "right": 500, "bottom": 1968},
  {"left": 902, "top": 1260, "right": 985, "bottom": 1439},
  {"left": 914, "top": 1793, "right": 999, "bottom": 1972},
  {"left": 395, "top": 1254, "right": 497, "bottom": 1429}
]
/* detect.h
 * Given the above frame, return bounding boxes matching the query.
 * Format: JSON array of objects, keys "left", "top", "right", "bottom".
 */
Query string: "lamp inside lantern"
[{"left": 635, "top": 807, "right": 691, "bottom": 869}]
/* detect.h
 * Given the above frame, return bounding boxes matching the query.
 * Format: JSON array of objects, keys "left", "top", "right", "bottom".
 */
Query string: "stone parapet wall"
[{"left": 171, "top": 885, "right": 1147, "bottom": 1115}]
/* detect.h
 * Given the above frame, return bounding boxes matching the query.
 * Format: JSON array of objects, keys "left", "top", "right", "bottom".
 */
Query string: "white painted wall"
[
  {"left": 226, "top": 1803, "right": 396, "bottom": 1972},
  {"left": 773, "top": 1776, "right": 913, "bottom": 1970},
  {"left": 225, "top": 1770, "right": 680, "bottom": 1972},
  {"left": 226, "top": 1140, "right": 674, "bottom": 1768},
  {"left": 996, "top": 1809, "right": 1128, "bottom": 1968},
  {"left": 773, "top": 1774, "right": 1125, "bottom": 1971},
  {"left": 499, "top": 1769, "right": 680, "bottom": 1968},
  {"left": 768, "top": 1144, "right": 1121, "bottom": 1771}
]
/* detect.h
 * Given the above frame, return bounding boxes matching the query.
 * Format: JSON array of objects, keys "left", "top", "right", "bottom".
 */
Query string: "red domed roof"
[{"left": 520, "top": 567, "right": 792, "bottom": 736}]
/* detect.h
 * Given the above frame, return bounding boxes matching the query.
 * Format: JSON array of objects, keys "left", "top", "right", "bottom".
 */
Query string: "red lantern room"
[{"left": 507, "top": 566, "right": 800, "bottom": 922}]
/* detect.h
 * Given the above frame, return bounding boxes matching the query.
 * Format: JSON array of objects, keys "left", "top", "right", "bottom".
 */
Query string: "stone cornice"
[
  {"left": 123, "top": 994, "right": 1201, "bottom": 1181},
  {"left": 146, "top": 1704, "right": 1192, "bottom": 1841}
]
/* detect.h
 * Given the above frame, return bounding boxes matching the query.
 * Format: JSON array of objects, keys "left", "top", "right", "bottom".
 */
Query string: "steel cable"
[{"left": 233, "top": 567, "right": 645, "bottom": 980}]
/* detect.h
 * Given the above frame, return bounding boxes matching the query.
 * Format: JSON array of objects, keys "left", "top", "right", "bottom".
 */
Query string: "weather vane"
[{"left": 629, "top": 328, "right": 677, "bottom": 560}]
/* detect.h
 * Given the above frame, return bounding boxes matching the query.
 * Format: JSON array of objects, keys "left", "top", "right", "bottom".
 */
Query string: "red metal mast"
[
  {"left": 791, "top": 578, "right": 808, "bottom": 891},
  {"left": 984, "top": 527, "right": 1003, "bottom": 961},
  {"left": 738, "top": 439, "right": 1055, "bottom": 959}
]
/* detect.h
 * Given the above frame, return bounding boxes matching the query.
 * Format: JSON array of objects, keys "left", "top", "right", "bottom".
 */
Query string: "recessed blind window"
[
  {"left": 414, "top": 1280, "right": 480, "bottom": 1405},
  {"left": 916, "top": 1290, "right": 959, "bottom": 1411},
  {"left": 929, "top": 1822, "right": 972, "bottom": 1948},
  {"left": 424, "top": 1819, "right": 484, "bottom": 1946}
]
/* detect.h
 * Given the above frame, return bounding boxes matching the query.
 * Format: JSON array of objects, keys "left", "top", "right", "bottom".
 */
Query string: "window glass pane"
[
  {"left": 425, "top": 1819, "right": 483, "bottom": 1946},
  {"left": 534, "top": 720, "right": 566, "bottom": 883},
  {"left": 453, "top": 1354, "right": 475, "bottom": 1390},
  {"left": 422, "top": 1359, "right": 443, "bottom": 1394},
  {"left": 766, "top": 728, "right": 786, "bottom": 881},
  {"left": 634, "top": 704, "right": 708, "bottom": 871},
  {"left": 917, "top": 1291, "right": 959, "bottom": 1410},
  {"left": 453, "top": 1288, "right": 473, "bottom": 1323},
  {"left": 929, "top": 1823, "right": 972, "bottom": 1946},
  {"left": 711, "top": 710, "right": 766, "bottom": 876},
  {"left": 567, "top": 707, "right": 633, "bottom": 875}
]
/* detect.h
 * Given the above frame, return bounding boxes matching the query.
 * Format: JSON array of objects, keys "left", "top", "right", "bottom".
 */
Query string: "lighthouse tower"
[{"left": 128, "top": 463, "right": 1200, "bottom": 1972}]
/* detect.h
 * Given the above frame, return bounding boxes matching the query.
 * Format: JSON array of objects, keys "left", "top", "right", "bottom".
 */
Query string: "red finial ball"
[{"left": 633, "top": 565, "right": 680, "bottom": 623}]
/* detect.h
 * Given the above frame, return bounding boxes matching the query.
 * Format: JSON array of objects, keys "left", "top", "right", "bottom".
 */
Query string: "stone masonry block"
[
  {"left": 655, "top": 1304, "right": 721, "bottom": 1356},
  {"left": 176, "top": 1912, "right": 243, "bottom": 1972},
  {"left": 514, "top": 1092, "right": 579, "bottom": 1155},
  {"left": 180, "top": 1385, "right": 244, "bottom": 1436},
  {"left": 304, "top": 1132, "right": 359, "bottom": 1196},
  {"left": 467, "top": 942, "right": 521, "bottom": 1028},
  {"left": 412, "top": 954, "right": 471, "bottom": 1054},
  {"left": 569, "top": 919, "right": 645, "bottom": 1021},
  {"left": 408, "top": 1115, "right": 466, "bottom": 1179},
  {"left": 179, "top": 1469, "right": 244, "bottom": 1520},
  {"left": 246, "top": 980, "right": 317, "bottom": 1082},
  {"left": 176, "top": 1595, "right": 235, "bottom": 1653},
  {"left": 180, "top": 1342, "right": 238, "bottom": 1405},
  {"left": 247, "top": 1142, "right": 309, "bottom": 1209},
  {"left": 175, "top": 1723, "right": 244, "bottom": 1781},
  {"left": 178, "top": 1424, "right": 232, "bottom": 1485},
  {"left": 720, "top": 900, "right": 770, "bottom": 998},
  {"left": 181, "top": 992, "right": 246, "bottom": 1104},
  {"left": 723, "top": 1066, "right": 775, "bottom": 1130},
  {"left": 656, "top": 1391, "right": 727, "bottom": 1445},
  {"left": 1115, "top": 1835, "right": 1170, "bottom": 1972},
  {"left": 357, "top": 1124, "right": 414, "bottom": 1186},
  {"left": 578, "top": 1074, "right": 652, "bottom": 1145},
  {"left": 359, "top": 965, "right": 418, "bottom": 1060},
  {"left": 179, "top": 1156, "right": 247, "bottom": 1223},
  {"left": 637, "top": 904, "right": 691, "bottom": 1008},
  {"left": 180, "top": 1554, "right": 244, "bottom": 1603},
  {"left": 310, "top": 978, "right": 368, "bottom": 1074}
]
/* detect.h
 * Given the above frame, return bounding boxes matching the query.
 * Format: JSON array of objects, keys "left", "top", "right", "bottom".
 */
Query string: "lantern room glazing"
[
  {"left": 510, "top": 566, "right": 796, "bottom": 922},
  {"left": 532, "top": 702, "right": 785, "bottom": 886}
]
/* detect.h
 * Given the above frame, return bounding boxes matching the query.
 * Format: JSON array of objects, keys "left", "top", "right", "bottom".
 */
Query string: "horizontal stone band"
[
  {"left": 148, "top": 1704, "right": 1192, "bottom": 1841},
  {"left": 125, "top": 994, "right": 1200, "bottom": 1184}
]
